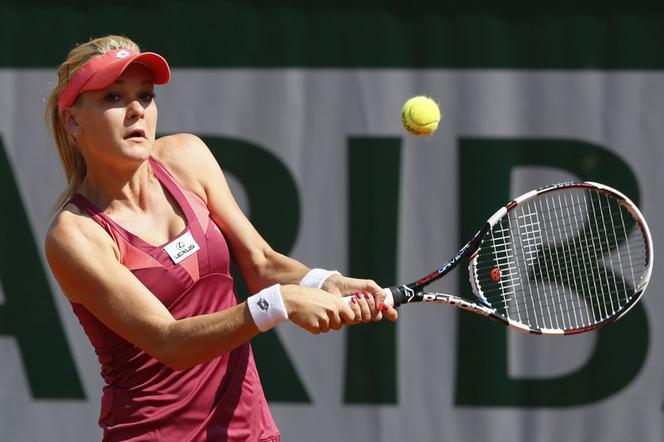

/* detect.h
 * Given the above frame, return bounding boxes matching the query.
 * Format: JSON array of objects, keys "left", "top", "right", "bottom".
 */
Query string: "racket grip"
[{"left": 342, "top": 288, "right": 395, "bottom": 307}]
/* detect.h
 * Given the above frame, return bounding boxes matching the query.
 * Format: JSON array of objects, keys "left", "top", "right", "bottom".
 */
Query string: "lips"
[{"left": 124, "top": 128, "right": 146, "bottom": 140}]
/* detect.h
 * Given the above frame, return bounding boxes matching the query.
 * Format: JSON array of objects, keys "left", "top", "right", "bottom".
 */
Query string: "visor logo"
[{"left": 116, "top": 50, "right": 131, "bottom": 59}]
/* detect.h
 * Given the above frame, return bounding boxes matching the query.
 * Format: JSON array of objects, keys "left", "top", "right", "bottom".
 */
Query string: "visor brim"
[{"left": 82, "top": 52, "right": 170, "bottom": 93}]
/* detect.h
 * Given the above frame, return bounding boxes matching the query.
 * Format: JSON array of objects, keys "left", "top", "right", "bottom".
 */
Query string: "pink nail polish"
[{"left": 351, "top": 297, "right": 357, "bottom": 304}]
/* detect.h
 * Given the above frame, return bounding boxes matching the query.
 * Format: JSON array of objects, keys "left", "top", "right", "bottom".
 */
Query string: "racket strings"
[
  {"left": 475, "top": 239, "right": 644, "bottom": 273},
  {"left": 538, "top": 191, "right": 639, "bottom": 326},
  {"left": 545, "top": 190, "right": 642, "bottom": 327},
  {"left": 483, "top": 272, "right": 634, "bottom": 323},
  {"left": 476, "top": 241, "right": 645, "bottom": 279},
  {"left": 486, "top": 290, "right": 631, "bottom": 329},
  {"left": 516, "top": 192, "right": 631, "bottom": 329},
  {"left": 476, "top": 188, "right": 647, "bottom": 331}
]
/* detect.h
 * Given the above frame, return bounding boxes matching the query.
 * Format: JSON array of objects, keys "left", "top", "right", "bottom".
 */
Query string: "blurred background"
[{"left": 1, "top": 1, "right": 663, "bottom": 440}]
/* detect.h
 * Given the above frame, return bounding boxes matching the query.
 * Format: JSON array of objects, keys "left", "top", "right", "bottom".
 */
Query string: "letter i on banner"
[
  {"left": 204, "top": 136, "right": 310, "bottom": 402},
  {"left": 344, "top": 137, "right": 400, "bottom": 404}
]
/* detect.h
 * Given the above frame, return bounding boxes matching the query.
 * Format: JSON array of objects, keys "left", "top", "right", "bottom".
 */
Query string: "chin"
[{"left": 119, "top": 140, "right": 154, "bottom": 161}]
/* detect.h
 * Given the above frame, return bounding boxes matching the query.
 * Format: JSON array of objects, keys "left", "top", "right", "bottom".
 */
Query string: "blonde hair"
[{"left": 45, "top": 35, "right": 141, "bottom": 211}]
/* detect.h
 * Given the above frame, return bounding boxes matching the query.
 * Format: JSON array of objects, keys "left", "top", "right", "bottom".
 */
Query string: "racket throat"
[{"left": 391, "top": 285, "right": 494, "bottom": 313}]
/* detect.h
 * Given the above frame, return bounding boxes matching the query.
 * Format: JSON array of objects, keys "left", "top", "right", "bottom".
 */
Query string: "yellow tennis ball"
[{"left": 401, "top": 96, "right": 441, "bottom": 137}]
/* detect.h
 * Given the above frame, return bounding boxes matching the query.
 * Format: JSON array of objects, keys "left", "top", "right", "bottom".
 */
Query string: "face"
[{"left": 66, "top": 63, "right": 158, "bottom": 165}]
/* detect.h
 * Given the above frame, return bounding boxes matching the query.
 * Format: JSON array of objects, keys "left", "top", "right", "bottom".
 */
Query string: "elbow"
[
  {"left": 241, "top": 247, "right": 275, "bottom": 291},
  {"left": 150, "top": 347, "right": 194, "bottom": 372},
  {"left": 250, "top": 246, "right": 274, "bottom": 274},
  {"left": 148, "top": 341, "right": 179, "bottom": 371},
  {"left": 145, "top": 329, "right": 194, "bottom": 371}
]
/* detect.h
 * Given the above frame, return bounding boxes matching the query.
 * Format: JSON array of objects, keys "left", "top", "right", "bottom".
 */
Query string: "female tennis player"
[{"left": 44, "top": 35, "right": 397, "bottom": 442}]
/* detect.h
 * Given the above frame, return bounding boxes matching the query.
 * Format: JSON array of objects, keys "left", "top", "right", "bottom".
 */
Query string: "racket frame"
[{"left": 387, "top": 181, "right": 653, "bottom": 335}]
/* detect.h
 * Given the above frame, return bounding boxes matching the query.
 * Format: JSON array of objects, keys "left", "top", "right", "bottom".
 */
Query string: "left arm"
[
  {"left": 155, "top": 134, "right": 396, "bottom": 320},
  {"left": 156, "top": 134, "right": 309, "bottom": 291}
]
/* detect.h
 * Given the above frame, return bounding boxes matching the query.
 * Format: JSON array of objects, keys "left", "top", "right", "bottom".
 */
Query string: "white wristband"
[
  {"left": 300, "top": 268, "right": 341, "bottom": 289},
  {"left": 247, "top": 284, "right": 289, "bottom": 332}
]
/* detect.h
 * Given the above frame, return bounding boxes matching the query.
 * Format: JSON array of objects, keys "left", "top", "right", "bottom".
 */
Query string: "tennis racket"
[{"left": 351, "top": 181, "right": 653, "bottom": 335}]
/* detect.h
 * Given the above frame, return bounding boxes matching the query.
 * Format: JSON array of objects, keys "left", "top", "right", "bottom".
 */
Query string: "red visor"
[{"left": 57, "top": 48, "right": 170, "bottom": 115}]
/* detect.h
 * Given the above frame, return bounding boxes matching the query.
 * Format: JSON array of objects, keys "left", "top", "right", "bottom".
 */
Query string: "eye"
[
  {"left": 140, "top": 91, "right": 156, "bottom": 103},
  {"left": 104, "top": 92, "right": 121, "bottom": 103}
]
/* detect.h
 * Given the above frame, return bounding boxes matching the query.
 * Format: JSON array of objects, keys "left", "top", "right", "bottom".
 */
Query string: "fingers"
[
  {"left": 346, "top": 296, "right": 362, "bottom": 325},
  {"left": 329, "top": 308, "right": 343, "bottom": 331},
  {"left": 318, "top": 317, "right": 330, "bottom": 333},
  {"left": 289, "top": 284, "right": 397, "bottom": 336},
  {"left": 363, "top": 279, "right": 383, "bottom": 296},
  {"left": 361, "top": 281, "right": 391, "bottom": 310},
  {"left": 354, "top": 279, "right": 383, "bottom": 300},
  {"left": 351, "top": 291, "right": 384, "bottom": 322},
  {"left": 355, "top": 291, "right": 372, "bottom": 321},
  {"left": 314, "top": 304, "right": 344, "bottom": 333},
  {"left": 315, "top": 308, "right": 343, "bottom": 333},
  {"left": 380, "top": 303, "right": 399, "bottom": 321},
  {"left": 363, "top": 291, "right": 382, "bottom": 321},
  {"left": 359, "top": 282, "right": 397, "bottom": 321}
]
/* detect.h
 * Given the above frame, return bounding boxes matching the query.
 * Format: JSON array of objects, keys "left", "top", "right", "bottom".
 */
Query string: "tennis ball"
[{"left": 401, "top": 96, "right": 441, "bottom": 137}]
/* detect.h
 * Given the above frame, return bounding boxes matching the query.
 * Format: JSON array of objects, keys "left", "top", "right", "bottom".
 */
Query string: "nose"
[{"left": 126, "top": 99, "right": 145, "bottom": 120}]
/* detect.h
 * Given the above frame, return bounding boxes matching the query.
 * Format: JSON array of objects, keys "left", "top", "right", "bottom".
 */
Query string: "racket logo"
[
  {"left": 401, "top": 286, "right": 416, "bottom": 303},
  {"left": 489, "top": 267, "right": 501, "bottom": 282},
  {"left": 422, "top": 294, "right": 492, "bottom": 317}
]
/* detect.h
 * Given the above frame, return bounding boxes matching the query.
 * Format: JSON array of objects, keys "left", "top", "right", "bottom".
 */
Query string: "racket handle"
[{"left": 342, "top": 288, "right": 395, "bottom": 307}]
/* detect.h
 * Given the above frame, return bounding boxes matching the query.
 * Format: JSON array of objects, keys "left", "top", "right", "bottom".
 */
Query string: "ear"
[{"left": 61, "top": 108, "right": 81, "bottom": 138}]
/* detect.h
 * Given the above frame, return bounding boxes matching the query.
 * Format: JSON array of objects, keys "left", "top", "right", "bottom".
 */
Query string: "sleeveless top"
[{"left": 67, "top": 157, "right": 279, "bottom": 442}]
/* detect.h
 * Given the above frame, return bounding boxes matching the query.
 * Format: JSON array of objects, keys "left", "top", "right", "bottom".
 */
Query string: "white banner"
[{"left": 0, "top": 69, "right": 662, "bottom": 441}]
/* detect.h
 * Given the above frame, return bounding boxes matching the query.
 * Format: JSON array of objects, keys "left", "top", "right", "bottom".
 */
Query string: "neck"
[{"left": 78, "top": 156, "right": 157, "bottom": 213}]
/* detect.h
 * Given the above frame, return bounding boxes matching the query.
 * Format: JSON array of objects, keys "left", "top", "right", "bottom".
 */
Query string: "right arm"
[{"left": 45, "top": 210, "right": 353, "bottom": 371}]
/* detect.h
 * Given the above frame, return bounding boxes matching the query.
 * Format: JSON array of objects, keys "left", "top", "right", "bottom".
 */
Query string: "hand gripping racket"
[{"left": 356, "top": 181, "right": 653, "bottom": 335}]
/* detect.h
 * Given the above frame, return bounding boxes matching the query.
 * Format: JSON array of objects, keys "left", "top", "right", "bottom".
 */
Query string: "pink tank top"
[{"left": 68, "top": 157, "right": 279, "bottom": 442}]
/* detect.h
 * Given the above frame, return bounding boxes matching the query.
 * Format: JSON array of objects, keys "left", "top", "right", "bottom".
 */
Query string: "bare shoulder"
[
  {"left": 46, "top": 205, "right": 117, "bottom": 261},
  {"left": 45, "top": 206, "right": 118, "bottom": 301},
  {"left": 47, "top": 205, "right": 96, "bottom": 246},
  {"left": 152, "top": 133, "right": 221, "bottom": 203}
]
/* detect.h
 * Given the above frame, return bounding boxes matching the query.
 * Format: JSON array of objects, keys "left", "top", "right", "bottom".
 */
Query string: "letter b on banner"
[{"left": 456, "top": 138, "right": 649, "bottom": 407}]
